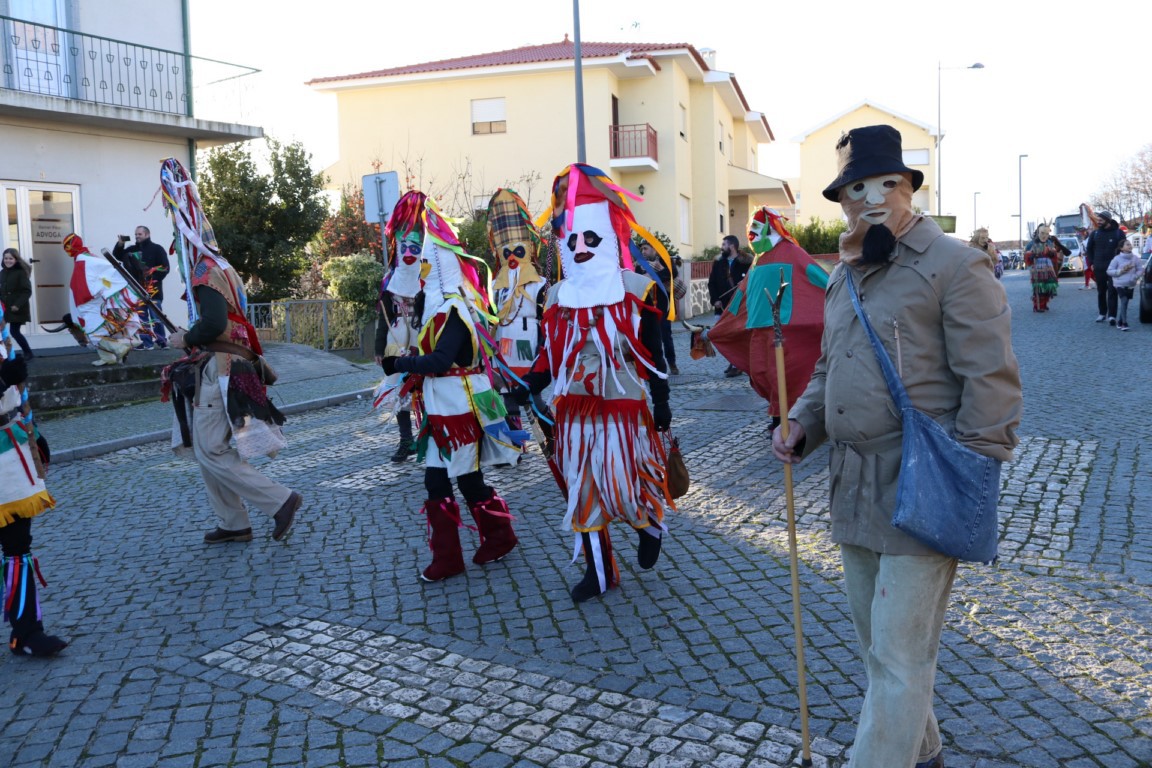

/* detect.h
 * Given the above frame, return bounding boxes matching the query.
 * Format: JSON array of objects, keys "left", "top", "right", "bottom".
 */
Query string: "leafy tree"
[
  {"left": 315, "top": 184, "right": 383, "bottom": 262},
  {"left": 455, "top": 214, "right": 494, "bottom": 273},
  {"left": 197, "top": 138, "right": 328, "bottom": 302},
  {"left": 321, "top": 252, "right": 384, "bottom": 323}
]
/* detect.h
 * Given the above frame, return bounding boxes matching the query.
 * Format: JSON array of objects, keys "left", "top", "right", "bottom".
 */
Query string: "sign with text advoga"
[{"left": 33, "top": 217, "right": 68, "bottom": 243}]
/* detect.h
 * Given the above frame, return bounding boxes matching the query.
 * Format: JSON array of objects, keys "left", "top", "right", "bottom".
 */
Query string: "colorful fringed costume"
[
  {"left": 0, "top": 300, "right": 66, "bottom": 657},
  {"left": 708, "top": 207, "right": 827, "bottom": 426},
  {"left": 525, "top": 163, "right": 674, "bottom": 603},
  {"left": 384, "top": 196, "right": 520, "bottom": 582},
  {"left": 62, "top": 233, "right": 143, "bottom": 366},
  {"left": 160, "top": 158, "right": 299, "bottom": 544}
]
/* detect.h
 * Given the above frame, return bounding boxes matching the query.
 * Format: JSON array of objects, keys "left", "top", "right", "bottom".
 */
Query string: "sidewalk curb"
[{"left": 51, "top": 388, "right": 374, "bottom": 465}]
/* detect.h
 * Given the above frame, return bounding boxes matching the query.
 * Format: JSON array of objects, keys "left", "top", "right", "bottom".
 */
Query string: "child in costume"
[
  {"left": 485, "top": 188, "right": 551, "bottom": 441},
  {"left": 0, "top": 301, "right": 66, "bottom": 657},
  {"left": 708, "top": 207, "right": 827, "bottom": 431},
  {"left": 381, "top": 197, "right": 521, "bottom": 582},
  {"left": 517, "top": 163, "right": 674, "bottom": 603},
  {"left": 375, "top": 191, "right": 428, "bottom": 462},
  {"left": 62, "top": 233, "right": 144, "bottom": 366}
]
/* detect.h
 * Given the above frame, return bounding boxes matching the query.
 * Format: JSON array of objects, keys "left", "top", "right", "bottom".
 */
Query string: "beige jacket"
[{"left": 791, "top": 217, "right": 1022, "bottom": 555}]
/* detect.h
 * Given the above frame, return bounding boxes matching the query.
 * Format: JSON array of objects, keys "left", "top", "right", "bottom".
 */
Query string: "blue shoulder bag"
[{"left": 845, "top": 270, "right": 1001, "bottom": 564}]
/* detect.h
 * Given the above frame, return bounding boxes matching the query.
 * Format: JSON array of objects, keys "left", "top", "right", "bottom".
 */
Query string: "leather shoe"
[
  {"left": 204, "top": 527, "right": 253, "bottom": 543},
  {"left": 272, "top": 492, "right": 302, "bottom": 541},
  {"left": 915, "top": 753, "right": 944, "bottom": 768}
]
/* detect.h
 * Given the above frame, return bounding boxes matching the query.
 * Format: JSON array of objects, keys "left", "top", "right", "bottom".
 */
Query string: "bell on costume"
[
  {"left": 468, "top": 490, "right": 517, "bottom": 565},
  {"left": 419, "top": 497, "right": 465, "bottom": 582}
]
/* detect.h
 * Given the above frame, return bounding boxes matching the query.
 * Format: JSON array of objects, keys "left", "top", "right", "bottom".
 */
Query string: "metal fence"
[
  {"left": 246, "top": 300, "right": 364, "bottom": 352},
  {"left": 1, "top": 14, "right": 258, "bottom": 119}
]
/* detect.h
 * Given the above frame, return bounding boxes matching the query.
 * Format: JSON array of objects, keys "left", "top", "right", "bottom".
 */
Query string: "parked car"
[{"left": 1058, "top": 237, "right": 1084, "bottom": 277}]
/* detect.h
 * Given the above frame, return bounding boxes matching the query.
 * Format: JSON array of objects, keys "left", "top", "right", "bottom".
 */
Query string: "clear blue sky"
[{"left": 191, "top": 0, "right": 1147, "bottom": 242}]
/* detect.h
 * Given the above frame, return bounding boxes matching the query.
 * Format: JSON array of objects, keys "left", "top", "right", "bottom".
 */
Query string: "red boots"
[
  {"left": 420, "top": 494, "right": 518, "bottom": 581},
  {"left": 469, "top": 492, "right": 518, "bottom": 565},
  {"left": 420, "top": 497, "right": 466, "bottom": 582}
]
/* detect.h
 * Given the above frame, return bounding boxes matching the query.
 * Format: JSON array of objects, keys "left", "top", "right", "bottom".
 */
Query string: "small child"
[{"left": 1106, "top": 240, "right": 1141, "bottom": 331}]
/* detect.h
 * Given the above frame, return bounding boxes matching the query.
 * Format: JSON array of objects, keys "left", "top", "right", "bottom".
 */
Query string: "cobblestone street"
[{"left": 2, "top": 270, "right": 1150, "bottom": 768}]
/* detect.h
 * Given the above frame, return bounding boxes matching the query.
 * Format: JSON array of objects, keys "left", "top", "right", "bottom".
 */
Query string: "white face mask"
[
  {"left": 842, "top": 174, "right": 904, "bottom": 228},
  {"left": 419, "top": 232, "right": 465, "bottom": 311},
  {"left": 388, "top": 230, "right": 424, "bottom": 299},
  {"left": 556, "top": 200, "right": 625, "bottom": 307}
]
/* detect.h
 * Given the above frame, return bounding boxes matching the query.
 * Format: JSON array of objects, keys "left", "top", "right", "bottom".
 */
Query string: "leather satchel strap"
[{"left": 204, "top": 339, "right": 258, "bottom": 362}]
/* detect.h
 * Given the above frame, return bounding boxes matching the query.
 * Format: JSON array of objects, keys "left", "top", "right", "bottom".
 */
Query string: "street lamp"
[
  {"left": 936, "top": 60, "right": 985, "bottom": 215},
  {"left": 1018, "top": 154, "right": 1028, "bottom": 251},
  {"left": 973, "top": 191, "right": 981, "bottom": 232}
]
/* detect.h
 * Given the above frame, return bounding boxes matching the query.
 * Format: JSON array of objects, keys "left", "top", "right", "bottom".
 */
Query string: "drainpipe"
[{"left": 181, "top": 0, "right": 197, "bottom": 178}]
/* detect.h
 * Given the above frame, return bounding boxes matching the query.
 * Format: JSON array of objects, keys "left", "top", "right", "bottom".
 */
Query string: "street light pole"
[
  {"left": 1018, "top": 154, "right": 1028, "bottom": 251},
  {"left": 973, "top": 191, "right": 981, "bottom": 232},
  {"left": 936, "top": 61, "right": 984, "bottom": 216},
  {"left": 572, "top": 0, "right": 586, "bottom": 163}
]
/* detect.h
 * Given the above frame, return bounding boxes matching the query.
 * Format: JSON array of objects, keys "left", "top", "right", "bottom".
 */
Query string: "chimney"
[{"left": 699, "top": 47, "right": 717, "bottom": 69}]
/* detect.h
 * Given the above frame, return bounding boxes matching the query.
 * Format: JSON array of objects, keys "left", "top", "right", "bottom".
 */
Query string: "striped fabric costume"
[
  {"left": 386, "top": 195, "right": 520, "bottom": 583},
  {"left": 525, "top": 163, "right": 675, "bottom": 603},
  {"left": 0, "top": 300, "right": 66, "bottom": 657},
  {"left": 62, "top": 233, "right": 143, "bottom": 366}
]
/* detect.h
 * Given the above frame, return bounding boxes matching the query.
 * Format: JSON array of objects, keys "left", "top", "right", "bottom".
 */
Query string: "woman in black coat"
[{"left": 1, "top": 248, "right": 34, "bottom": 359}]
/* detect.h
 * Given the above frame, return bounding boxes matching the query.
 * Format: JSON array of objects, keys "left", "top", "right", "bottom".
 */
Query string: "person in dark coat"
[
  {"left": 113, "top": 226, "right": 171, "bottom": 348},
  {"left": 1083, "top": 211, "right": 1128, "bottom": 324},
  {"left": 708, "top": 235, "right": 750, "bottom": 376},
  {"left": 1, "top": 248, "right": 34, "bottom": 359}
]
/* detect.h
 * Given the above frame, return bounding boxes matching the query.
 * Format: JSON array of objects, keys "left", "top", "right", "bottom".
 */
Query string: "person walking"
[
  {"left": 709, "top": 235, "right": 749, "bottom": 377},
  {"left": 1106, "top": 239, "right": 1141, "bottom": 331},
  {"left": 1084, "top": 211, "right": 1127, "bottom": 324},
  {"left": 772, "top": 125, "right": 1022, "bottom": 768},
  {"left": 1023, "top": 223, "right": 1068, "bottom": 312},
  {"left": 0, "top": 248, "right": 34, "bottom": 359},
  {"left": 636, "top": 239, "right": 680, "bottom": 375},
  {"left": 381, "top": 196, "right": 520, "bottom": 583}
]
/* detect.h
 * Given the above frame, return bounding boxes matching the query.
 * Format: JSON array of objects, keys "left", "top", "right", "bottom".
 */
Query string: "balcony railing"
[
  {"left": 609, "top": 123, "right": 658, "bottom": 162},
  {"left": 1, "top": 14, "right": 258, "bottom": 121}
]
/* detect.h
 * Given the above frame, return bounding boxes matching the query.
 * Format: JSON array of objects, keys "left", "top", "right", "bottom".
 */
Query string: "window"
[
  {"left": 471, "top": 98, "right": 506, "bottom": 135},
  {"left": 718, "top": 122, "right": 724, "bottom": 154},
  {"left": 679, "top": 104, "right": 688, "bottom": 140},
  {"left": 679, "top": 195, "right": 691, "bottom": 244},
  {"left": 903, "top": 148, "right": 930, "bottom": 166},
  {"left": 718, "top": 202, "right": 725, "bottom": 234}
]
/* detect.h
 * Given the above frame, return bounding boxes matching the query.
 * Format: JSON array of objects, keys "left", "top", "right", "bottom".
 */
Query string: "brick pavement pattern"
[{"left": 2, "top": 271, "right": 1150, "bottom": 767}]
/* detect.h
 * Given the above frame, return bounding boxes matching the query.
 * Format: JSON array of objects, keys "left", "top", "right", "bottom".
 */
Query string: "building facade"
[
  {"left": 793, "top": 101, "right": 935, "bottom": 228},
  {"left": 309, "top": 40, "right": 793, "bottom": 259},
  {"left": 1, "top": 0, "right": 260, "bottom": 349}
]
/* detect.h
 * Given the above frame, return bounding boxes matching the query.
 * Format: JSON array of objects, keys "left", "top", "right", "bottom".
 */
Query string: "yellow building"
[
  {"left": 793, "top": 101, "right": 935, "bottom": 229},
  {"left": 308, "top": 39, "right": 793, "bottom": 257}
]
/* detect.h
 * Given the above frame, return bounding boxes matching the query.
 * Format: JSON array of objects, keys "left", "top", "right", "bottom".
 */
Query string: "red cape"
[{"left": 708, "top": 240, "right": 827, "bottom": 417}]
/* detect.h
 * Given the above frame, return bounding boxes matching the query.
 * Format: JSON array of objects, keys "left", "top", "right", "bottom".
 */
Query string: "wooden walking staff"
[{"left": 766, "top": 282, "right": 813, "bottom": 768}]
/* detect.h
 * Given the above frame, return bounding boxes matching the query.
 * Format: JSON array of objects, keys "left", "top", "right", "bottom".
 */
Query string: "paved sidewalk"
[{"left": 2, "top": 273, "right": 1151, "bottom": 767}]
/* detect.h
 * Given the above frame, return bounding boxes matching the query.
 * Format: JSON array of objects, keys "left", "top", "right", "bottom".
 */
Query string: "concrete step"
[{"left": 24, "top": 347, "right": 182, "bottom": 414}]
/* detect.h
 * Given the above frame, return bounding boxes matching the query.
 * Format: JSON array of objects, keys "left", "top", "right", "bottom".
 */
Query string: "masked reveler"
[
  {"left": 708, "top": 207, "right": 827, "bottom": 432},
  {"left": 518, "top": 163, "right": 674, "bottom": 603},
  {"left": 485, "top": 188, "right": 551, "bottom": 443},
  {"left": 62, "top": 233, "right": 143, "bottom": 366},
  {"left": 381, "top": 197, "right": 521, "bottom": 582},
  {"left": 376, "top": 191, "right": 428, "bottom": 462},
  {"left": 1, "top": 302, "right": 66, "bottom": 657}
]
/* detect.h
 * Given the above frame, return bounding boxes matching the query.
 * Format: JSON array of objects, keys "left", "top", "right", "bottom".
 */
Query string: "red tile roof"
[{"left": 307, "top": 39, "right": 699, "bottom": 85}]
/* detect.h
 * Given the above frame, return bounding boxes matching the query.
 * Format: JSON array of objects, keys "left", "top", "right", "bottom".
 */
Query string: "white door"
[{"left": 3, "top": 182, "right": 81, "bottom": 331}]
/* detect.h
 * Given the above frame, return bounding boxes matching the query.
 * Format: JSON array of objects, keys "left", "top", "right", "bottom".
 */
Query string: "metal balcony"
[
  {"left": 609, "top": 123, "right": 659, "bottom": 172},
  {"left": 0, "top": 14, "right": 258, "bottom": 120}
]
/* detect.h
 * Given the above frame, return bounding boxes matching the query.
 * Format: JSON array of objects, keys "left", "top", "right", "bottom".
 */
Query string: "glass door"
[{"left": 2, "top": 182, "right": 79, "bottom": 331}]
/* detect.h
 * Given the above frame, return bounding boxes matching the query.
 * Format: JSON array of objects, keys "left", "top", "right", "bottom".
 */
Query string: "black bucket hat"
[{"left": 822, "top": 124, "right": 925, "bottom": 202}]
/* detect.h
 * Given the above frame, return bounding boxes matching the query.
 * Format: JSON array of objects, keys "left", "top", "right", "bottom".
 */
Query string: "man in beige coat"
[{"left": 773, "top": 125, "right": 1022, "bottom": 768}]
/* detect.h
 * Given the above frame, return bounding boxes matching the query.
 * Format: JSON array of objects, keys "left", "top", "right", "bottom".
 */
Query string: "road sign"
[{"left": 362, "top": 172, "right": 400, "bottom": 225}]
